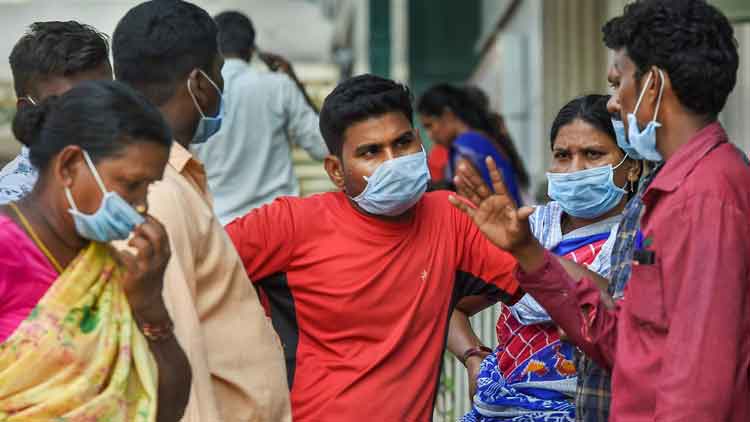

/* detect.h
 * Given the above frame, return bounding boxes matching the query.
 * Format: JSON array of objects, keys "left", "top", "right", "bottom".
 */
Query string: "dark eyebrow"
[
  {"left": 354, "top": 142, "right": 382, "bottom": 155},
  {"left": 392, "top": 131, "right": 415, "bottom": 144}
]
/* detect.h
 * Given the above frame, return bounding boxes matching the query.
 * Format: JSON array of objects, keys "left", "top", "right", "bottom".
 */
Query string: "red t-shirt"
[{"left": 226, "top": 190, "right": 519, "bottom": 421}]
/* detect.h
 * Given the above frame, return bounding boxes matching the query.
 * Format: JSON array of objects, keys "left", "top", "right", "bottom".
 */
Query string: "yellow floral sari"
[{"left": 0, "top": 242, "right": 158, "bottom": 421}]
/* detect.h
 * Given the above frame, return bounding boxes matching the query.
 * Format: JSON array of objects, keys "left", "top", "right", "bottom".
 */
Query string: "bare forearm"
[
  {"left": 148, "top": 336, "right": 192, "bottom": 422},
  {"left": 447, "top": 309, "right": 484, "bottom": 358},
  {"left": 135, "top": 302, "right": 191, "bottom": 422}
]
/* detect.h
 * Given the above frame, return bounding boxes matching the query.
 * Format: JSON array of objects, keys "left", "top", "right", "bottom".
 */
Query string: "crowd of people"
[{"left": 0, "top": 0, "right": 747, "bottom": 422}]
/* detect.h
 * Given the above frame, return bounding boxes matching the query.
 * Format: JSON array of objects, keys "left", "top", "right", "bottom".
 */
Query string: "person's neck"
[
  {"left": 561, "top": 201, "right": 625, "bottom": 235},
  {"left": 223, "top": 53, "right": 251, "bottom": 63},
  {"left": 657, "top": 106, "right": 715, "bottom": 161},
  {"left": 159, "top": 103, "right": 192, "bottom": 149},
  {"left": 15, "top": 187, "right": 87, "bottom": 268},
  {"left": 454, "top": 121, "right": 472, "bottom": 138}
]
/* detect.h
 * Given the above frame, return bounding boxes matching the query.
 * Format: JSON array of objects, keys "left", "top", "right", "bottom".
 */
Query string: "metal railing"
[{"left": 433, "top": 305, "right": 502, "bottom": 422}]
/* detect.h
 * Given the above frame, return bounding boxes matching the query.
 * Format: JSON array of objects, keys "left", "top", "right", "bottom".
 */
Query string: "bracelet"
[
  {"left": 461, "top": 345, "right": 493, "bottom": 367},
  {"left": 139, "top": 319, "right": 174, "bottom": 342}
]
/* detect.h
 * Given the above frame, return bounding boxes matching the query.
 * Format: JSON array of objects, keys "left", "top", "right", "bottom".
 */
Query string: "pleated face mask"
[
  {"left": 351, "top": 148, "right": 430, "bottom": 217},
  {"left": 65, "top": 150, "right": 145, "bottom": 242},
  {"left": 546, "top": 154, "right": 629, "bottom": 219}
]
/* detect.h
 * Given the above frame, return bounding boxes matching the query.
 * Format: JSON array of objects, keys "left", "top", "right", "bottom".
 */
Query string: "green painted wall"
[
  {"left": 408, "top": 0, "right": 482, "bottom": 96},
  {"left": 713, "top": 0, "right": 750, "bottom": 22},
  {"left": 369, "top": 1, "right": 391, "bottom": 77}
]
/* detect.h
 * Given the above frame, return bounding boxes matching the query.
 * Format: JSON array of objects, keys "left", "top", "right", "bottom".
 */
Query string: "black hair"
[
  {"left": 550, "top": 95, "right": 617, "bottom": 149},
  {"left": 417, "top": 83, "right": 530, "bottom": 188},
  {"left": 603, "top": 0, "right": 738, "bottom": 117},
  {"left": 214, "top": 11, "right": 256, "bottom": 59},
  {"left": 12, "top": 80, "right": 172, "bottom": 171},
  {"left": 112, "top": 0, "right": 218, "bottom": 106},
  {"left": 9, "top": 21, "right": 110, "bottom": 98},
  {"left": 319, "top": 74, "right": 413, "bottom": 156}
]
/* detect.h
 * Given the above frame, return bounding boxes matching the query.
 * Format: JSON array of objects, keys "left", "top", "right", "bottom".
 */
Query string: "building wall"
[
  {"left": 472, "top": 0, "right": 614, "bottom": 200},
  {"left": 722, "top": 22, "right": 750, "bottom": 153}
]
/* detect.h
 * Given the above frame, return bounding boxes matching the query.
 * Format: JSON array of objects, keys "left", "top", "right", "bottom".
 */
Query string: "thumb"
[{"left": 517, "top": 206, "right": 535, "bottom": 221}]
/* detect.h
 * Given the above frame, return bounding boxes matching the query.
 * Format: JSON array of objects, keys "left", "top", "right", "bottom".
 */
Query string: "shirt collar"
[
  {"left": 169, "top": 142, "right": 208, "bottom": 193},
  {"left": 645, "top": 121, "right": 727, "bottom": 196}
]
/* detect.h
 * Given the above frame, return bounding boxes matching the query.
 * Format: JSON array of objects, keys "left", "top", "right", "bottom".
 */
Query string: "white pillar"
[
  {"left": 352, "top": 0, "right": 371, "bottom": 75},
  {"left": 390, "top": 0, "right": 409, "bottom": 83}
]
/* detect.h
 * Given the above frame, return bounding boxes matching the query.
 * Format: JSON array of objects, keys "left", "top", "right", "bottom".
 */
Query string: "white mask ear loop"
[
  {"left": 81, "top": 150, "right": 109, "bottom": 194},
  {"left": 651, "top": 69, "right": 665, "bottom": 122},
  {"left": 64, "top": 187, "right": 79, "bottom": 212},
  {"left": 613, "top": 153, "right": 629, "bottom": 170},
  {"left": 25, "top": 96, "right": 37, "bottom": 106},
  {"left": 187, "top": 69, "right": 222, "bottom": 118},
  {"left": 611, "top": 153, "right": 630, "bottom": 190},
  {"left": 187, "top": 78, "right": 207, "bottom": 118},
  {"left": 632, "top": 71, "right": 653, "bottom": 115}
]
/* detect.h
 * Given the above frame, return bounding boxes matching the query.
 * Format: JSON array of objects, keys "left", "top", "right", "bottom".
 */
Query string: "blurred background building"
[{"left": 0, "top": 0, "right": 747, "bottom": 420}]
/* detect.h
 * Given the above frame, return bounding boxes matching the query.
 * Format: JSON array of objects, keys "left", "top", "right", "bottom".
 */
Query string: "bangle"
[
  {"left": 139, "top": 319, "right": 174, "bottom": 342},
  {"left": 461, "top": 345, "right": 493, "bottom": 367}
]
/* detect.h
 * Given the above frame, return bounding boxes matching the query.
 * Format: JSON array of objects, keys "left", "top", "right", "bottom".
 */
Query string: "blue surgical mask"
[
  {"left": 546, "top": 154, "right": 628, "bottom": 219},
  {"left": 188, "top": 70, "right": 224, "bottom": 144},
  {"left": 65, "top": 150, "right": 145, "bottom": 242},
  {"left": 611, "top": 117, "right": 643, "bottom": 160},
  {"left": 626, "top": 70, "right": 665, "bottom": 162},
  {"left": 351, "top": 149, "right": 430, "bottom": 216}
]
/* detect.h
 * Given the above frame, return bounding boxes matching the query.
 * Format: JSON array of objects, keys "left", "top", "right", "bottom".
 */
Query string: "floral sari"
[{"left": 0, "top": 239, "right": 158, "bottom": 421}]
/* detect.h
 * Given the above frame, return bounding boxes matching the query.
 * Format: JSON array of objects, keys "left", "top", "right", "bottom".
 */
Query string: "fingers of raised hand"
[
  {"left": 454, "top": 175, "right": 483, "bottom": 208},
  {"left": 456, "top": 160, "right": 492, "bottom": 201},
  {"left": 517, "top": 206, "right": 535, "bottom": 222},
  {"left": 448, "top": 194, "right": 477, "bottom": 219},
  {"left": 486, "top": 157, "right": 514, "bottom": 206}
]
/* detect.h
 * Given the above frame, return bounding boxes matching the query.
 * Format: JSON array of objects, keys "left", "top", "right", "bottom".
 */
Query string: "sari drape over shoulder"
[{"left": 0, "top": 242, "right": 158, "bottom": 422}]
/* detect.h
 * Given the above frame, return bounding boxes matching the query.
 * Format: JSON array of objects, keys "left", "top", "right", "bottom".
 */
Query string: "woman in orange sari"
[{"left": 0, "top": 80, "right": 190, "bottom": 421}]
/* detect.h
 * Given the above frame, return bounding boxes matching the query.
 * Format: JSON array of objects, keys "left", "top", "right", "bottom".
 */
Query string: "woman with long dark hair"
[{"left": 417, "top": 83, "right": 529, "bottom": 205}]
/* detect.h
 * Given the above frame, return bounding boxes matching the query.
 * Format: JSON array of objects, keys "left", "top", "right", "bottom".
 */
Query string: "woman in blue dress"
[{"left": 417, "top": 84, "right": 529, "bottom": 205}]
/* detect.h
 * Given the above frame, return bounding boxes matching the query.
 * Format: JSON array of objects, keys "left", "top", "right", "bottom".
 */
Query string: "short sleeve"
[{"left": 225, "top": 197, "right": 298, "bottom": 282}]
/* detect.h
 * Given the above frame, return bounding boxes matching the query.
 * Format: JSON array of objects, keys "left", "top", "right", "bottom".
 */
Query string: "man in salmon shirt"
[
  {"left": 450, "top": 1, "right": 750, "bottom": 421},
  {"left": 226, "top": 74, "right": 521, "bottom": 421}
]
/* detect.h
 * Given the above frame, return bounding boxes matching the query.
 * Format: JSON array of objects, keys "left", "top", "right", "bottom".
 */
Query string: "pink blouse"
[{"left": 0, "top": 214, "right": 56, "bottom": 343}]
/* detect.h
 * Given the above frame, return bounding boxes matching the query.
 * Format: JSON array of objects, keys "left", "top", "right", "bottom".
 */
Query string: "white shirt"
[
  {"left": 192, "top": 58, "right": 328, "bottom": 225},
  {"left": 0, "top": 147, "right": 37, "bottom": 204}
]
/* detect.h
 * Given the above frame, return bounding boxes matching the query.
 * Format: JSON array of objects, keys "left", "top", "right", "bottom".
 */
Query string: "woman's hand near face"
[{"left": 116, "top": 215, "right": 171, "bottom": 323}]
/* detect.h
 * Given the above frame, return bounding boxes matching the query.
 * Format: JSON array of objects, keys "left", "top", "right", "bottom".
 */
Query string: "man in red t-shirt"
[{"left": 226, "top": 74, "right": 520, "bottom": 421}]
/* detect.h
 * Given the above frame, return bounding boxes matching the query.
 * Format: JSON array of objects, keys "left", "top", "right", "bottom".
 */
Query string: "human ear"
[
  {"left": 324, "top": 155, "right": 346, "bottom": 190},
  {"left": 54, "top": 145, "right": 85, "bottom": 189}
]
